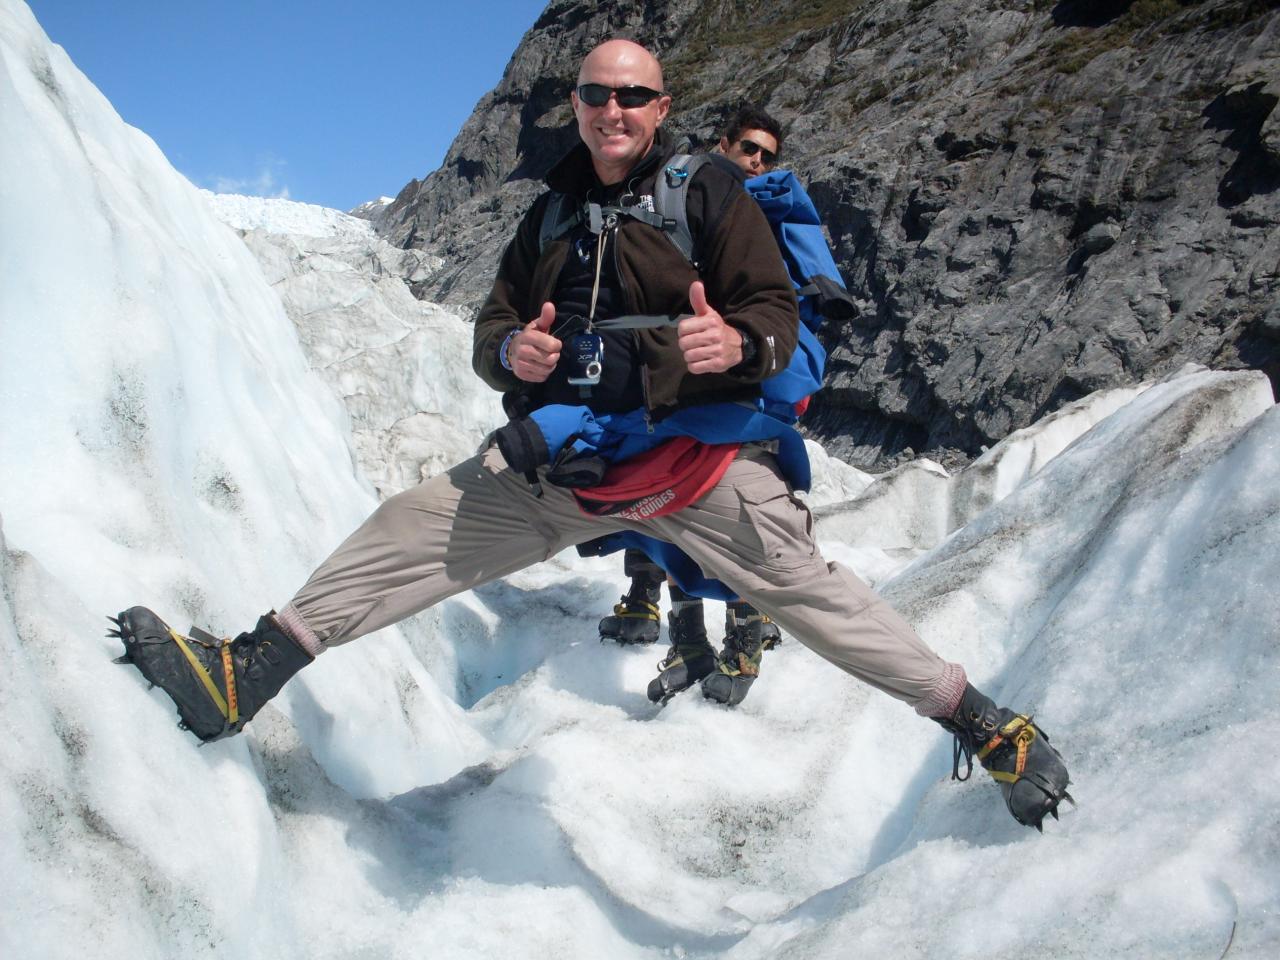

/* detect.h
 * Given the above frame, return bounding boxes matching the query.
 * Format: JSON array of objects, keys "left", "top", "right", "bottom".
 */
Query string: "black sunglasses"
[
  {"left": 576, "top": 83, "right": 664, "bottom": 109},
  {"left": 738, "top": 139, "right": 778, "bottom": 166}
]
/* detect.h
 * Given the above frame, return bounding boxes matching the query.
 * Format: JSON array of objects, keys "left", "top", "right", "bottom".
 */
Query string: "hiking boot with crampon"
[
  {"left": 600, "top": 553, "right": 664, "bottom": 645},
  {"left": 646, "top": 600, "right": 716, "bottom": 704},
  {"left": 598, "top": 596, "right": 662, "bottom": 645},
  {"left": 700, "top": 602, "right": 779, "bottom": 706},
  {"left": 109, "top": 606, "right": 311, "bottom": 742},
  {"left": 935, "top": 683, "right": 1074, "bottom": 831}
]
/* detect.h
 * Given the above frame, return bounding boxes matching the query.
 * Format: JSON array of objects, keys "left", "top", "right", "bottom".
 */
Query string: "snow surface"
[
  {"left": 2, "top": 2, "right": 1279, "bottom": 958},
  {"left": 202, "top": 190, "right": 379, "bottom": 241},
  {"left": 205, "top": 193, "right": 489, "bottom": 497}
]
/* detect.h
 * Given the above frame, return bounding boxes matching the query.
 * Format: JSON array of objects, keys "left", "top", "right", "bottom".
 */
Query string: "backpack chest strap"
[{"left": 537, "top": 153, "right": 708, "bottom": 264}]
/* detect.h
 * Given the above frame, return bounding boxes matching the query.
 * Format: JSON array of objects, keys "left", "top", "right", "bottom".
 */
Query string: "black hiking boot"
[
  {"left": 646, "top": 600, "right": 716, "bottom": 704},
  {"left": 935, "top": 683, "right": 1074, "bottom": 831},
  {"left": 598, "top": 592, "right": 662, "bottom": 645},
  {"left": 600, "top": 553, "right": 664, "bottom": 645},
  {"left": 700, "top": 602, "right": 779, "bottom": 706},
  {"left": 109, "top": 606, "right": 312, "bottom": 742}
]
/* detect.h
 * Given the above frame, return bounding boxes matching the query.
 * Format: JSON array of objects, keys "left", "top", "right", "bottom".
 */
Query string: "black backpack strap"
[
  {"left": 538, "top": 191, "right": 583, "bottom": 254},
  {"left": 618, "top": 204, "right": 669, "bottom": 231},
  {"left": 492, "top": 418, "right": 549, "bottom": 498},
  {"left": 798, "top": 273, "right": 860, "bottom": 322},
  {"left": 592, "top": 313, "right": 688, "bottom": 331}
]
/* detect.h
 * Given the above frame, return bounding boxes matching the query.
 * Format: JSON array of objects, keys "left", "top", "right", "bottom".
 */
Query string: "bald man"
[{"left": 116, "top": 39, "right": 1071, "bottom": 831}]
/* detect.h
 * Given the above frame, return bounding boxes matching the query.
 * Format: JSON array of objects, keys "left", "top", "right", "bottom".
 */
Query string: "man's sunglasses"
[
  {"left": 576, "top": 83, "right": 664, "bottom": 109},
  {"left": 738, "top": 139, "right": 778, "bottom": 166}
]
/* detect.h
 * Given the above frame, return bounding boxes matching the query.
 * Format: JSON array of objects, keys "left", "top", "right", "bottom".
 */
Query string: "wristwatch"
[{"left": 737, "top": 328, "right": 758, "bottom": 366}]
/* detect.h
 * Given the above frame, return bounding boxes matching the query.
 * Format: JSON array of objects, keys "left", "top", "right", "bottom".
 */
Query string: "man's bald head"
[{"left": 577, "top": 39, "right": 664, "bottom": 91}]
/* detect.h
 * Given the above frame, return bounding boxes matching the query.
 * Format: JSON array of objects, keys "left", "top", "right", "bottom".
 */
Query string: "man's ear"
[
  {"left": 718, "top": 136, "right": 731, "bottom": 154},
  {"left": 655, "top": 94, "right": 672, "bottom": 127}
]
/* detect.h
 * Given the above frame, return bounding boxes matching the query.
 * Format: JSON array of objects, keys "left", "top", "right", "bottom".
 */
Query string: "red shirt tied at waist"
[{"left": 574, "top": 437, "right": 741, "bottom": 521}]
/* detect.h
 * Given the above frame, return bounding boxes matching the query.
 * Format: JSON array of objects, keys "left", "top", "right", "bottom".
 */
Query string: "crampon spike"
[
  {"left": 1062, "top": 791, "right": 1076, "bottom": 807},
  {"left": 1050, "top": 807, "right": 1060, "bottom": 821},
  {"left": 106, "top": 630, "right": 122, "bottom": 639},
  {"left": 107, "top": 615, "right": 122, "bottom": 627},
  {"left": 112, "top": 654, "right": 133, "bottom": 665},
  {"left": 1034, "top": 821, "right": 1044, "bottom": 834}
]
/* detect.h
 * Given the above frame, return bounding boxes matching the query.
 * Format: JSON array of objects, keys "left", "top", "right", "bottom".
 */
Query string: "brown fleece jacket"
[{"left": 472, "top": 131, "right": 799, "bottom": 421}]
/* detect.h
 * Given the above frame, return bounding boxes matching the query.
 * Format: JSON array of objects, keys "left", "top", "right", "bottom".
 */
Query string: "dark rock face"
[{"left": 377, "top": 0, "right": 1280, "bottom": 467}]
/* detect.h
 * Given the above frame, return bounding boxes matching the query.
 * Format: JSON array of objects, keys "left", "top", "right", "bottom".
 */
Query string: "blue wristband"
[{"left": 499, "top": 329, "right": 518, "bottom": 371}]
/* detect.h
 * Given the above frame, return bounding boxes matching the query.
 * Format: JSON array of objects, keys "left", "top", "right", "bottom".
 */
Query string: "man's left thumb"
[{"left": 689, "top": 280, "right": 710, "bottom": 316}]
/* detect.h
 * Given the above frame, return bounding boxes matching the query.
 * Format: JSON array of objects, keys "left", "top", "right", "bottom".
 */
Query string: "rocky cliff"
[{"left": 372, "top": 0, "right": 1280, "bottom": 466}]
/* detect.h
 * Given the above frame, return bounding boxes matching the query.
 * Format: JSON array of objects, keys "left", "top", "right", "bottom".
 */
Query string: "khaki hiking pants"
[{"left": 285, "top": 444, "right": 964, "bottom": 714}]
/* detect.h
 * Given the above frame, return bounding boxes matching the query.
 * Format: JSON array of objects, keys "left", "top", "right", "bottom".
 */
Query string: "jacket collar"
[{"left": 545, "top": 127, "right": 676, "bottom": 199}]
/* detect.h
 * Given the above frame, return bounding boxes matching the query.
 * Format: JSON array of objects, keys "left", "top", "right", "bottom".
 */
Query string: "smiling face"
[{"left": 571, "top": 40, "right": 671, "bottom": 185}]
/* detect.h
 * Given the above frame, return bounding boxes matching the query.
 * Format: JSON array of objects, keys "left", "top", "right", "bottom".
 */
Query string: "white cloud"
[{"left": 205, "top": 154, "right": 291, "bottom": 199}]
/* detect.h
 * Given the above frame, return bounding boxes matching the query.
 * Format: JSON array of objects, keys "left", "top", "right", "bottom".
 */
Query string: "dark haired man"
[
  {"left": 718, "top": 104, "right": 783, "bottom": 177},
  {"left": 114, "top": 39, "right": 1071, "bottom": 831}
]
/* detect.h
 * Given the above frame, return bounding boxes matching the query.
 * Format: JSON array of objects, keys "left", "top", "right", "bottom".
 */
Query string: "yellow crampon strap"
[
  {"left": 614, "top": 600, "right": 661, "bottom": 621},
  {"left": 977, "top": 714, "right": 1036, "bottom": 785},
  {"left": 168, "top": 628, "right": 238, "bottom": 726}
]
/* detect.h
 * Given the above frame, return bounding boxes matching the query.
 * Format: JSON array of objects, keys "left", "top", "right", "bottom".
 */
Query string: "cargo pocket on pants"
[{"left": 735, "top": 475, "right": 817, "bottom": 573}]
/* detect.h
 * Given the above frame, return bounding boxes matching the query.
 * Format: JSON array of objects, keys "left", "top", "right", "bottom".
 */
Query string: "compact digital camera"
[{"left": 566, "top": 332, "right": 604, "bottom": 386}]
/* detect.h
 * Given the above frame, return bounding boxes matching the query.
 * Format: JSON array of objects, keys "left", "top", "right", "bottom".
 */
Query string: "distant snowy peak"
[
  {"left": 348, "top": 195, "right": 395, "bottom": 225},
  {"left": 202, "top": 190, "right": 375, "bottom": 241}
]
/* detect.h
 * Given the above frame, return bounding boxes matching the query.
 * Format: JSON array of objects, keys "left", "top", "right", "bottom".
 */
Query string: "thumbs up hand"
[
  {"left": 678, "top": 281, "right": 744, "bottom": 374},
  {"left": 509, "top": 302, "right": 562, "bottom": 383}
]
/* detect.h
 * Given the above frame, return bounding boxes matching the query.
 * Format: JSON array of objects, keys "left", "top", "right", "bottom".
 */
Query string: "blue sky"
[{"left": 28, "top": 0, "right": 549, "bottom": 211}]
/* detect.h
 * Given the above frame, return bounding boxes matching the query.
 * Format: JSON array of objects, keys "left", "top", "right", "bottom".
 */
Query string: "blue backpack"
[
  {"left": 538, "top": 155, "right": 857, "bottom": 425},
  {"left": 740, "top": 166, "right": 857, "bottom": 420}
]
